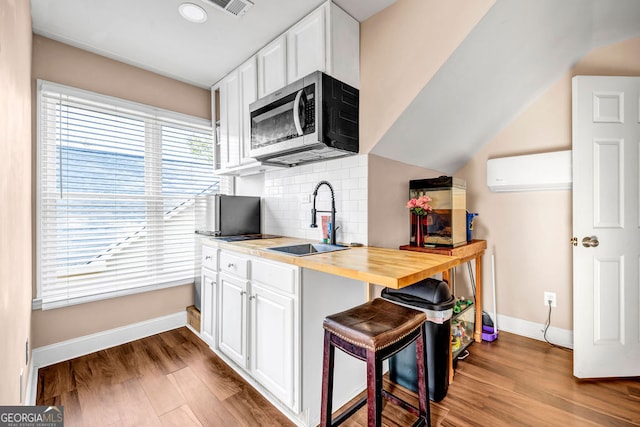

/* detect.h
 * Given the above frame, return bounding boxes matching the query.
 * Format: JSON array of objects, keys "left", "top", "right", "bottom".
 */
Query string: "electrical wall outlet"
[
  {"left": 544, "top": 291, "right": 557, "bottom": 307},
  {"left": 299, "top": 194, "right": 311, "bottom": 203}
]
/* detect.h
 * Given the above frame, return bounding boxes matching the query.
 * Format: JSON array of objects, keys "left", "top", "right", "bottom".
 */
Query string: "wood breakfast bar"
[{"left": 209, "top": 236, "right": 461, "bottom": 289}]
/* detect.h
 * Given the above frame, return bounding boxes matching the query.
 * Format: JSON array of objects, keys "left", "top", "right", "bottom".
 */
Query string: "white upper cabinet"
[
  {"left": 257, "top": 35, "right": 287, "bottom": 99},
  {"left": 217, "top": 70, "right": 241, "bottom": 169},
  {"left": 325, "top": 2, "right": 360, "bottom": 89},
  {"left": 238, "top": 57, "right": 258, "bottom": 165},
  {"left": 287, "top": 7, "right": 326, "bottom": 85},
  {"left": 212, "top": 1, "right": 359, "bottom": 175},
  {"left": 280, "top": 2, "right": 360, "bottom": 90}
]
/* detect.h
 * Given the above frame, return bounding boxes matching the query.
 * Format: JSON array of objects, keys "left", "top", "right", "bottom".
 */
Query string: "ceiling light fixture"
[{"left": 179, "top": 3, "right": 208, "bottom": 23}]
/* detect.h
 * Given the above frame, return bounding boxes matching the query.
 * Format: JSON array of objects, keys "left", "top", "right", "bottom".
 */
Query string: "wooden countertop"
[{"left": 201, "top": 236, "right": 459, "bottom": 289}]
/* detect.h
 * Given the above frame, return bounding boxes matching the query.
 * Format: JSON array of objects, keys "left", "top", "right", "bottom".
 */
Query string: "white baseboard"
[
  {"left": 26, "top": 311, "right": 186, "bottom": 405},
  {"left": 496, "top": 313, "right": 573, "bottom": 349}
]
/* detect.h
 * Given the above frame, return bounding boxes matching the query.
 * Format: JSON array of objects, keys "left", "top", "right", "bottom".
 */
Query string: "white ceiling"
[{"left": 30, "top": 0, "right": 396, "bottom": 88}]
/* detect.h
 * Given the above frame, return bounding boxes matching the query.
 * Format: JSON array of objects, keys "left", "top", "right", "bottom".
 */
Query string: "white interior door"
[{"left": 572, "top": 75, "right": 640, "bottom": 378}]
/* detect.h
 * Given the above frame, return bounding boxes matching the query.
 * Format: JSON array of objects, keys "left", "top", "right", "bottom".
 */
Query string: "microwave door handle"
[{"left": 293, "top": 89, "right": 304, "bottom": 136}]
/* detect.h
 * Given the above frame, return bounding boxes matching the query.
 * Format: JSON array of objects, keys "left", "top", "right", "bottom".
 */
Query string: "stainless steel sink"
[{"left": 266, "top": 243, "right": 349, "bottom": 256}]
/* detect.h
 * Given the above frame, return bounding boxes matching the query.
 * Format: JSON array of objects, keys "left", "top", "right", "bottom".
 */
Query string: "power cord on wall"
[{"left": 542, "top": 300, "right": 570, "bottom": 351}]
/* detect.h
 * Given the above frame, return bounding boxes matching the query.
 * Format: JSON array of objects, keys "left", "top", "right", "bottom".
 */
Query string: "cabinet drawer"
[
  {"left": 251, "top": 258, "right": 297, "bottom": 294},
  {"left": 202, "top": 245, "right": 219, "bottom": 270},
  {"left": 220, "top": 251, "right": 249, "bottom": 279}
]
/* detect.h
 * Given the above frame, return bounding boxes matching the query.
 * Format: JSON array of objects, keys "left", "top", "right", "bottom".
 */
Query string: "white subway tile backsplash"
[
  {"left": 312, "top": 162, "right": 327, "bottom": 173},
  {"left": 342, "top": 178, "right": 359, "bottom": 190},
  {"left": 358, "top": 177, "right": 367, "bottom": 190},
  {"left": 263, "top": 155, "right": 368, "bottom": 244}
]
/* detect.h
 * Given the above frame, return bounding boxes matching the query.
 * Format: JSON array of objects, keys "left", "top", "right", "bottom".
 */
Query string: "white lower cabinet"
[
  {"left": 250, "top": 280, "right": 296, "bottom": 409},
  {"left": 200, "top": 267, "right": 217, "bottom": 347},
  {"left": 200, "top": 245, "right": 219, "bottom": 348},
  {"left": 206, "top": 246, "right": 365, "bottom": 426},
  {"left": 218, "top": 272, "right": 249, "bottom": 369},
  {"left": 215, "top": 249, "right": 300, "bottom": 412}
]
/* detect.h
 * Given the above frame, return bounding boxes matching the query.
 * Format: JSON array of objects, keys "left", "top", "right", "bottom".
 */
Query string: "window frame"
[{"left": 34, "top": 80, "right": 231, "bottom": 310}]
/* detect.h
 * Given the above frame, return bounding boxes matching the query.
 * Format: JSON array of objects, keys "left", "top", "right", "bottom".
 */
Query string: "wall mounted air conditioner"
[{"left": 486, "top": 150, "right": 572, "bottom": 192}]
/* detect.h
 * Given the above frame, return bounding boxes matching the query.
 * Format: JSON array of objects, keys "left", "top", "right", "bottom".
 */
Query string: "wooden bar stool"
[{"left": 320, "top": 298, "right": 431, "bottom": 427}]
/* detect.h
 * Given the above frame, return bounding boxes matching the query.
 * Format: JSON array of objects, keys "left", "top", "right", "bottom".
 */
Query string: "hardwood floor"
[
  {"left": 36, "top": 328, "right": 294, "bottom": 427},
  {"left": 37, "top": 328, "right": 640, "bottom": 426}
]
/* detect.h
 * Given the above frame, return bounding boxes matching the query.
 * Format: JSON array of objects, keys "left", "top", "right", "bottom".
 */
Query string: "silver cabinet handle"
[
  {"left": 228, "top": 263, "right": 235, "bottom": 268},
  {"left": 205, "top": 255, "right": 212, "bottom": 260},
  {"left": 249, "top": 295, "right": 256, "bottom": 301},
  {"left": 582, "top": 236, "right": 599, "bottom": 248},
  {"left": 240, "top": 290, "right": 246, "bottom": 296}
]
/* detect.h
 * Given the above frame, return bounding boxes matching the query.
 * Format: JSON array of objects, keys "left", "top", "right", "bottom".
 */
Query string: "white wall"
[
  {"left": 367, "top": 154, "right": 443, "bottom": 249},
  {"left": 262, "top": 155, "right": 368, "bottom": 245},
  {"left": 456, "top": 36, "right": 640, "bottom": 336}
]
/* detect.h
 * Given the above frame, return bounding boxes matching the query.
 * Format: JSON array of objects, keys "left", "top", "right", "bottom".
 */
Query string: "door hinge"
[{"left": 571, "top": 237, "right": 578, "bottom": 246}]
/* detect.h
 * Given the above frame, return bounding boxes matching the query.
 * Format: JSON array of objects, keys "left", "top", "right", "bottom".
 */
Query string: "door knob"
[{"left": 582, "top": 236, "right": 599, "bottom": 248}]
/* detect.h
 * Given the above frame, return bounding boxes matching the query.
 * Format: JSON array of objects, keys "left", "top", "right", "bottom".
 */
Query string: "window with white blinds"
[{"left": 36, "top": 80, "right": 231, "bottom": 310}]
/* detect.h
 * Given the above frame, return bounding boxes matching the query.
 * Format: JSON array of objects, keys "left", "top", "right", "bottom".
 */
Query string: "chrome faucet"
[{"left": 310, "top": 180, "right": 338, "bottom": 245}]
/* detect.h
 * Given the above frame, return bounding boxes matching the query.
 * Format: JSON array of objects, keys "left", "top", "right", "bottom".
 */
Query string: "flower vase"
[{"left": 412, "top": 213, "right": 425, "bottom": 247}]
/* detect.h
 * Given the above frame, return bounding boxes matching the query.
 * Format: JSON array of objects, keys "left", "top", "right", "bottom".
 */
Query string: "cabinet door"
[
  {"left": 238, "top": 58, "right": 258, "bottom": 164},
  {"left": 257, "top": 36, "right": 287, "bottom": 98},
  {"left": 218, "top": 272, "right": 248, "bottom": 368},
  {"left": 219, "top": 71, "right": 241, "bottom": 169},
  {"left": 287, "top": 6, "right": 326, "bottom": 83},
  {"left": 200, "top": 267, "right": 217, "bottom": 347},
  {"left": 250, "top": 282, "right": 295, "bottom": 408},
  {"left": 211, "top": 84, "right": 221, "bottom": 170}
]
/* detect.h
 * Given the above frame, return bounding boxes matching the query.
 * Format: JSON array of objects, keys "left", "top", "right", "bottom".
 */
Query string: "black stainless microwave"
[{"left": 249, "top": 71, "right": 359, "bottom": 167}]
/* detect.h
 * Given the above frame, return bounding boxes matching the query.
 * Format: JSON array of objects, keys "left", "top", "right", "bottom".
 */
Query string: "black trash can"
[{"left": 381, "top": 278, "right": 455, "bottom": 402}]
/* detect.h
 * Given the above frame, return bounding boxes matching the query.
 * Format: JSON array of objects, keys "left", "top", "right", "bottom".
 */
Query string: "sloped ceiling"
[{"left": 370, "top": 0, "right": 640, "bottom": 174}]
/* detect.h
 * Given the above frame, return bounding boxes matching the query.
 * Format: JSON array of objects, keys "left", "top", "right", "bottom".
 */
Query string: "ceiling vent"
[{"left": 203, "top": 0, "right": 254, "bottom": 17}]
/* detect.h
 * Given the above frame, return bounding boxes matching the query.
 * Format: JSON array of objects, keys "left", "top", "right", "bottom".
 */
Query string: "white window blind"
[{"left": 36, "top": 80, "right": 231, "bottom": 310}]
